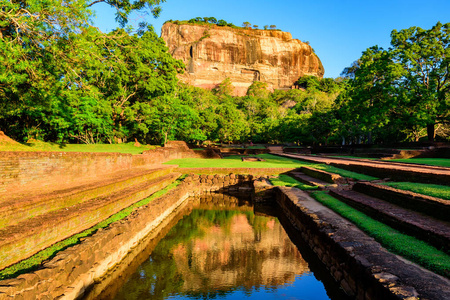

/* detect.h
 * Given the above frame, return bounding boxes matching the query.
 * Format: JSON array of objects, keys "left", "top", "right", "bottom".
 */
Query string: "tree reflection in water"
[{"left": 112, "top": 206, "right": 331, "bottom": 300}]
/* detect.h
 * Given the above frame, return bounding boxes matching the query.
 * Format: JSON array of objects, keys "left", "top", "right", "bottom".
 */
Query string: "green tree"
[
  {"left": 217, "top": 19, "right": 227, "bottom": 26},
  {"left": 247, "top": 81, "right": 270, "bottom": 99},
  {"left": 264, "top": 25, "right": 269, "bottom": 30},
  {"left": 242, "top": 22, "right": 252, "bottom": 29},
  {"left": 87, "top": 0, "right": 167, "bottom": 26},
  {"left": 213, "top": 78, "right": 234, "bottom": 96},
  {"left": 270, "top": 25, "right": 276, "bottom": 29},
  {"left": 391, "top": 22, "right": 450, "bottom": 141}
]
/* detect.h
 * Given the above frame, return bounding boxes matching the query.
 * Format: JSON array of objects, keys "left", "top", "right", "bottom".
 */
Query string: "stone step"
[
  {"left": 329, "top": 189, "right": 450, "bottom": 253},
  {"left": 275, "top": 153, "right": 450, "bottom": 185},
  {"left": 276, "top": 186, "right": 450, "bottom": 299},
  {"left": 0, "top": 166, "right": 176, "bottom": 229},
  {"left": 299, "top": 166, "right": 347, "bottom": 184},
  {"left": 0, "top": 172, "right": 181, "bottom": 270},
  {"left": 289, "top": 171, "right": 330, "bottom": 188},
  {"left": 353, "top": 182, "right": 450, "bottom": 222}
]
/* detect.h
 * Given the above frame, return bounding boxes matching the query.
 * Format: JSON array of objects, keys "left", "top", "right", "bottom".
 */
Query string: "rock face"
[{"left": 161, "top": 22, "right": 324, "bottom": 96}]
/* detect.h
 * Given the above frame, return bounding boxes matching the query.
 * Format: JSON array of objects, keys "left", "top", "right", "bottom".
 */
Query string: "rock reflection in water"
[{"left": 112, "top": 200, "right": 330, "bottom": 300}]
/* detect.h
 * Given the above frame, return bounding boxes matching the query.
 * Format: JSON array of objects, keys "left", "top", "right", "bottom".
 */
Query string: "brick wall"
[{"left": 0, "top": 145, "right": 201, "bottom": 193}]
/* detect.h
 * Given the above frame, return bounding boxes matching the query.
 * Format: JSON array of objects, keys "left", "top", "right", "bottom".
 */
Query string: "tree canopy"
[{"left": 1, "top": 5, "right": 448, "bottom": 146}]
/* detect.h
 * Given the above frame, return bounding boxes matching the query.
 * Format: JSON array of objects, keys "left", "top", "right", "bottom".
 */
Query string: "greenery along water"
[{"left": 110, "top": 207, "right": 333, "bottom": 300}]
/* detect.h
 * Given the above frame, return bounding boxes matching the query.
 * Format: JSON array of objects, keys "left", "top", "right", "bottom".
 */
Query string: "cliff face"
[{"left": 161, "top": 22, "right": 324, "bottom": 96}]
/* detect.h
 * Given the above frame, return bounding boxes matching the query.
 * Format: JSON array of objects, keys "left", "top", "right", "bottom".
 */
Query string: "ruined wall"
[
  {"left": 0, "top": 143, "right": 203, "bottom": 193},
  {"left": 161, "top": 22, "right": 324, "bottom": 96}
]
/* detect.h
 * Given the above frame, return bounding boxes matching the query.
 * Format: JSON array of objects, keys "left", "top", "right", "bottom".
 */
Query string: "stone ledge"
[
  {"left": 353, "top": 182, "right": 450, "bottom": 221},
  {"left": 0, "top": 181, "right": 196, "bottom": 300},
  {"left": 0, "top": 173, "right": 180, "bottom": 270},
  {"left": 300, "top": 166, "right": 346, "bottom": 184},
  {"left": 275, "top": 186, "right": 450, "bottom": 300}
]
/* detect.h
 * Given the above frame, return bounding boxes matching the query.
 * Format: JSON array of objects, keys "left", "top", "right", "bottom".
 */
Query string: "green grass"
[
  {"left": 313, "top": 164, "right": 378, "bottom": 181},
  {"left": 389, "top": 158, "right": 450, "bottom": 168},
  {"left": 166, "top": 154, "right": 377, "bottom": 181},
  {"left": 165, "top": 153, "right": 313, "bottom": 169},
  {"left": 311, "top": 191, "right": 450, "bottom": 278},
  {"left": 380, "top": 182, "right": 450, "bottom": 200},
  {"left": 0, "top": 176, "right": 185, "bottom": 280},
  {"left": 0, "top": 140, "right": 157, "bottom": 154},
  {"left": 269, "top": 174, "right": 319, "bottom": 191}
]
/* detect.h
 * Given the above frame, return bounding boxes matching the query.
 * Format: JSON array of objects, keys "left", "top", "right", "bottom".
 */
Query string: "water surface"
[{"left": 110, "top": 203, "right": 336, "bottom": 300}]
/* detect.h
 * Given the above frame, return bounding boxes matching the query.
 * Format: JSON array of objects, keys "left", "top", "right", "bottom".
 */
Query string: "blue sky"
[{"left": 92, "top": 0, "right": 450, "bottom": 78}]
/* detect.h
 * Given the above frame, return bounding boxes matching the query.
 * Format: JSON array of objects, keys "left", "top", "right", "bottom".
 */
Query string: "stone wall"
[
  {"left": 274, "top": 186, "right": 450, "bottom": 300},
  {"left": 0, "top": 174, "right": 263, "bottom": 299},
  {"left": 352, "top": 182, "right": 450, "bottom": 221},
  {"left": 0, "top": 143, "right": 203, "bottom": 193},
  {"left": 0, "top": 180, "right": 196, "bottom": 299},
  {"left": 329, "top": 162, "right": 450, "bottom": 185}
]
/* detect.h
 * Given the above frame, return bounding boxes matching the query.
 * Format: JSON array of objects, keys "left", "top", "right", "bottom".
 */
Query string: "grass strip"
[
  {"left": 166, "top": 153, "right": 376, "bottom": 181},
  {"left": 380, "top": 182, "right": 450, "bottom": 200},
  {"left": 311, "top": 191, "right": 450, "bottom": 278},
  {"left": 389, "top": 158, "right": 450, "bottom": 168},
  {"left": 165, "top": 153, "right": 315, "bottom": 169},
  {"left": 269, "top": 174, "right": 319, "bottom": 191},
  {"left": 0, "top": 141, "right": 157, "bottom": 154},
  {"left": 0, "top": 176, "right": 186, "bottom": 280},
  {"left": 313, "top": 164, "right": 378, "bottom": 181}
]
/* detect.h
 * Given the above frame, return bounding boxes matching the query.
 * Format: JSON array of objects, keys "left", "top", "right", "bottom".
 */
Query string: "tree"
[
  {"left": 296, "top": 76, "right": 321, "bottom": 90},
  {"left": 217, "top": 19, "right": 227, "bottom": 26},
  {"left": 86, "top": 0, "right": 167, "bottom": 26},
  {"left": 0, "top": 0, "right": 183, "bottom": 143},
  {"left": 253, "top": 25, "right": 259, "bottom": 29},
  {"left": 242, "top": 22, "right": 252, "bottom": 29},
  {"left": 213, "top": 78, "right": 234, "bottom": 96},
  {"left": 264, "top": 25, "right": 269, "bottom": 30},
  {"left": 247, "top": 81, "right": 270, "bottom": 99},
  {"left": 391, "top": 22, "right": 450, "bottom": 141},
  {"left": 270, "top": 25, "right": 276, "bottom": 29}
]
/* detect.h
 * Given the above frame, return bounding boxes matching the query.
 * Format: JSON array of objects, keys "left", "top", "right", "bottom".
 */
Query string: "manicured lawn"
[
  {"left": 389, "top": 158, "right": 450, "bottom": 168},
  {"left": 0, "top": 140, "right": 157, "bottom": 154},
  {"left": 165, "top": 153, "right": 314, "bottom": 169},
  {"left": 314, "top": 164, "right": 378, "bottom": 181},
  {"left": 0, "top": 176, "right": 185, "bottom": 280},
  {"left": 380, "top": 182, "right": 450, "bottom": 200},
  {"left": 269, "top": 174, "right": 319, "bottom": 191},
  {"left": 166, "top": 154, "right": 378, "bottom": 181},
  {"left": 311, "top": 191, "right": 450, "bottom": 278}
]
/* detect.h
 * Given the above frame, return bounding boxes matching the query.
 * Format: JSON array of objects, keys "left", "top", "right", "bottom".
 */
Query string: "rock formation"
[{"left": 161, "top": 22, "right": 324, "bottom": 96}]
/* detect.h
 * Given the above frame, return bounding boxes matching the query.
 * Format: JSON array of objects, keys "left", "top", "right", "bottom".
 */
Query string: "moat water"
[{"left": 94, "top": 196, "right": 349, "bottom": 300}]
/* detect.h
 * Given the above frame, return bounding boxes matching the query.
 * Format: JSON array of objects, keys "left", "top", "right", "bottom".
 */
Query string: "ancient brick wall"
[{"left": 0, "top": 145, "right": 202, "bottom": 193}]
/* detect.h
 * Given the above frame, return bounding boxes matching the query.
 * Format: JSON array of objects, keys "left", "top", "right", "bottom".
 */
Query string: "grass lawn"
[
  {"left": 380, "top": 182, "right": 450, "bottom": 200},
  {"left": 0, "top": 176, "right": 184, "bottom": 280},
  {"left": 166, "top": 154, "right": 378, "bottom": 181},
  {"left": 0, "top": 140, "right": 157, "bottom": 154},
  {"left": 269, "top": 174, "right": 319, "bottom": 191},
  {"left": 311, "top": 191, "right": 450, "bottom": 278},
  {"left": 165, "top": 153, "right": 314, "bottom": 169},
  {"left": 389, "top": 158, "right": 450, "bottom": 168},
  {"left": 313, "top": 164, "right": 378, "bottom": 181}
]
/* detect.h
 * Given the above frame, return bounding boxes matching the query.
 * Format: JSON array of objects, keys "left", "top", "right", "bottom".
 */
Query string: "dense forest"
[{"left": 1, "top": 1, "right": 449, "bottom": 145}]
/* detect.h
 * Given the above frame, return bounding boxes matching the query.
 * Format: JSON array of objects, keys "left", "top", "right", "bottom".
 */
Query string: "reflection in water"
[{"left": 111, "top": 206, "right": 332, "bottom": 300}]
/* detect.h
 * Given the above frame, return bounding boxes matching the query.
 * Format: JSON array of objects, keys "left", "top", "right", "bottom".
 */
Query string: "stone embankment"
[
  {"left": 276, "top": 153, "right": 450, "bottom": 185},
  {"left": 0, "top": 174, "right": 264, "bottom": 299},
  {"left": 274, "top": 186, "right": 450, "bottom": 300}
]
